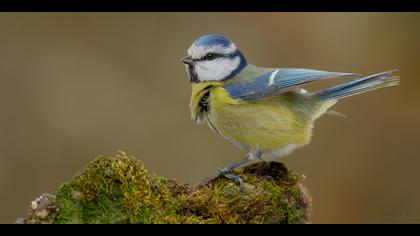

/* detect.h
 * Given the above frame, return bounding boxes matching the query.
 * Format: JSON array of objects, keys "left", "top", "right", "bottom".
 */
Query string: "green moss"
[
  {"left": 52, "top": 152, "right": 178, "bottom": 224},
  {"left": 22, "top": 152, "right": 312, "bottom": 224}
]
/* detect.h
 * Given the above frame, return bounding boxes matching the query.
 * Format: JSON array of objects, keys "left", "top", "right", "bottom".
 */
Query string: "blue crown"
[{"left": 193, "top": 34, "right": 232, "bottom": 48}]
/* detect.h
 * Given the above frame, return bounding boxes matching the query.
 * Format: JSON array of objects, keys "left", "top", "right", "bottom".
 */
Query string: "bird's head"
[{"left": 182, "top": 34, "right": 247, "bottom": 83}]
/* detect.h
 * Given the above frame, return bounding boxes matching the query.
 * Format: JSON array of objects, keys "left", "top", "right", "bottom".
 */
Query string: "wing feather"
[{"left": 225, "top": 68, "right": 355, "bottom": 100}]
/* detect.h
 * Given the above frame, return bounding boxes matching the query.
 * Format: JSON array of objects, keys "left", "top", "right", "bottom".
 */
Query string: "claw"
[
  {"left": 197, "top": 155, "right": 254, "bottom": 190},
  {"left": 198, "top": 170, "right": 245, "bottom": 190},
  {"left": 222, "top": 173, "right": 244, "bottom": 190},
  {"left": 197, "top": 174, "right": 218, "bottom": 188}
]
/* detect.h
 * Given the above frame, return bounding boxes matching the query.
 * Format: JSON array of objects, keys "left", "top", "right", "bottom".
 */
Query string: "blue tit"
[{"left": 181, "top": 34, "right": 399, "bottom": 188}]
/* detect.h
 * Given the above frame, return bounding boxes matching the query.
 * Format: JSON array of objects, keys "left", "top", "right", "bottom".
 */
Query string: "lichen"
[{"left": 20, "top": 151, "right": 312, "bottom": 224}]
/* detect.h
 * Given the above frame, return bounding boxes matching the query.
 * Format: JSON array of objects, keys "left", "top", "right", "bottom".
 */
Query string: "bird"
[{"left": 181, "top": 34, "right": 399, "bottom": 188}]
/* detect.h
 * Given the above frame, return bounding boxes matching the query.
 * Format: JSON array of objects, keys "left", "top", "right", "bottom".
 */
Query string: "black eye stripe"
[
  {"left": 193, "top": 53, "right": 222, "bottom": 61},
  {"left": 191, "top": 50, "right": 240, "bottom": 62}
]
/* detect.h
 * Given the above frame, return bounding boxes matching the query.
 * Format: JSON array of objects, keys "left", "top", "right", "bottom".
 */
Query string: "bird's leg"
[{"left": 198, "top": 155, "right": 252, "bottom": 190}]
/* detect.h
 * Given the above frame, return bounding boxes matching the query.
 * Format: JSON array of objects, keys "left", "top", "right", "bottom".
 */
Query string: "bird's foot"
[
  {"left": 221, "top": 173, "right": 244, "bottom": 190},
  {"left": 198, "top": 169, "right": 244, "bottom": 190},
  {"left": 196, "top": 156, "right": 252, "bottom": 190}
]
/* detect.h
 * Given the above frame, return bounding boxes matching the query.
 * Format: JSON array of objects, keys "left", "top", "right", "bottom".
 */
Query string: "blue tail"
[{"left": 314, "top": 70, "right": 399, "bottom": 100}]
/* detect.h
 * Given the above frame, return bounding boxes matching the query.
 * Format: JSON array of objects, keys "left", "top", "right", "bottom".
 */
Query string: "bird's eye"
[{"left": 205, "top": 53, "right": 214, "bottom": 60}]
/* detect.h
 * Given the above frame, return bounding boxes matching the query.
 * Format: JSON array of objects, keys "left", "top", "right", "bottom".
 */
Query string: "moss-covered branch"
[{"left": 17, "top": 152, "right": 312, "bottom": 224}]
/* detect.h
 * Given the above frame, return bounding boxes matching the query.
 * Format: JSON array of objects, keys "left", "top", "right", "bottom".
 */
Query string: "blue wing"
[{"left": 225, "top": 68, "right": 355, "bottom": 100}]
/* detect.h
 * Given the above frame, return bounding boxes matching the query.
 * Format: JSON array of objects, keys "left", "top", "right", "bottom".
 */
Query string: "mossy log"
[{"left": 17, "top": 152, "right": 312, "bottom": 224}]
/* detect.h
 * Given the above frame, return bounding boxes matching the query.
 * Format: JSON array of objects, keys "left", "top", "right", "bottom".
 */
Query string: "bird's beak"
[{"left": 181, "top": 56, "right": 194, "bottom": 65}]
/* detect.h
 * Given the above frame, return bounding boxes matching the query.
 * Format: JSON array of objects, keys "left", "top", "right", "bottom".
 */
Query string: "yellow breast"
[{"left": 190, "top": 82, "right": 311, "bottom": 152}]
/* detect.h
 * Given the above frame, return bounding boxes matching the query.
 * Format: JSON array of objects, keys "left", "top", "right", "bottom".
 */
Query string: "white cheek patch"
[
  {"left": 195, "top": 57, "right": 240, "bottom": 81},
  {"left": 188, "top": 43, "right": 237, "bottom": 59}
]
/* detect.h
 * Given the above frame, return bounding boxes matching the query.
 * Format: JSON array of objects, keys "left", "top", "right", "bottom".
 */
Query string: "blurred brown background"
[{"left": 0, "top": 13, "right": 419, "bottom": 223}]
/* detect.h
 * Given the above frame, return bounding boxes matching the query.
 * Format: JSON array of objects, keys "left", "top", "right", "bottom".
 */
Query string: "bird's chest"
[
  {"left": 205, "top": 87, "right": 240, "bottom": 130},
  {"left": 190, "top": 84, "right": 247, "bottom": 147},
  {"left": 190, "top": 82, "right": 235, "bottom": 119},
  {"left": 191, "top": 84, "right": 310, "bottom": 151}
]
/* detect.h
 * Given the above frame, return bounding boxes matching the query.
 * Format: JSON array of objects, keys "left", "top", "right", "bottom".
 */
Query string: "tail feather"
[{"left": 314, "top": 70, "right": 399, "bottom": 100}]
